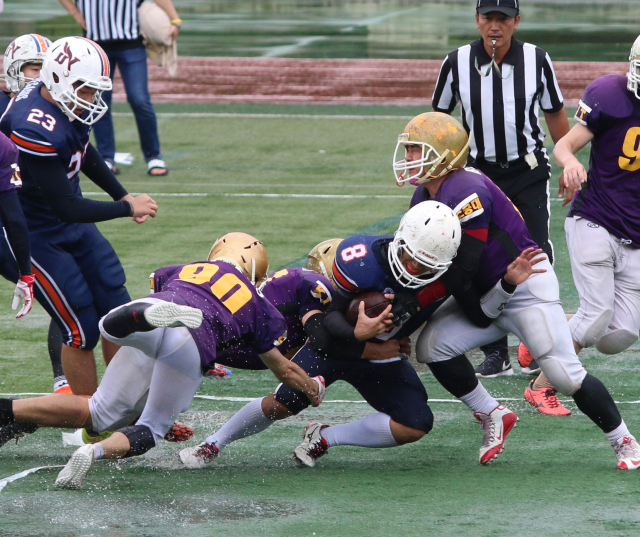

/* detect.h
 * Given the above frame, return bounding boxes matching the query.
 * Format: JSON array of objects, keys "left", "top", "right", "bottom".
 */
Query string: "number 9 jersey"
[
  {"left": 572, "top": 74, "right": 640, "bottom": 247},
  {"left": 151, "top": 260, "right": 288, "bottom": 369},
  {"left": 0, "top": 80, "right": 91, "bottom": 226}
]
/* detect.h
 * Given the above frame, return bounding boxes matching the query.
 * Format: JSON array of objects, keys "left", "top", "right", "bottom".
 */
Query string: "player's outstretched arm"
[
  {"left": 503, "top": 247, "right": 547, "bottom": 286},
  {"left": 553, "top": 123, "right": 594, "bottom": 206},
  {"left": 259, "top": 347, "right": 324, "bottom": 406}
]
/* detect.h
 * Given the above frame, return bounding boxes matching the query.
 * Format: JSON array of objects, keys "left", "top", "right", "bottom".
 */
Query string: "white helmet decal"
[
  {"left": 3, "top": 34, "right": 52, "bottom": 93},
  {"left": 39, "top": 36, "right": 112, "bottom": 125},
  {"left": 388, "top": 201, "right": 461, "bottom": 288}
]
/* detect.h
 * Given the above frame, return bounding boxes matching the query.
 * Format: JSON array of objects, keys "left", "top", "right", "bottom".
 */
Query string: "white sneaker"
[
  {"left": 179, "top": 442, "right": 219, "bottom": 469},
  {"left": 613, "top": 436, "right": 640, "bottom": 470},
  {"left": 292, "top": 422, "right": 328, "bottom": 468},
  {"left": 55, "top": 444, "right": 95, "bottom": 489},
  {"left": 474, "top": 405, "right": 519, "bottom": 465},
  {"left": 144, "top": 302, "right": 203, "bottom": 329}
]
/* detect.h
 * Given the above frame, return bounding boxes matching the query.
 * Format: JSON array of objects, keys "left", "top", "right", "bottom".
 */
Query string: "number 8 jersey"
[
  {"left": 0, "top": 80, "right": 91, "bottom": 226},
  {"left": 152, "top": 260, "right": 288, "bottom": 368},
  {"left": 571, "top": 74, "right": 640, "bottom": 247}
]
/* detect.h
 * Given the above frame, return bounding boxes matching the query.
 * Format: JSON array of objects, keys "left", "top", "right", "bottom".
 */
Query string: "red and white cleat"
[
  {"left": 614, "top": 436, "right": 640, "bottom": 470},
  {"left": 524, "top": 379, "right": 571, "bottom": 416},
  {"left": 474, "top": 405, "right": 519, "bottom": 465},
  {"left": 179, "top": 441, "right": 220, "bottom": 469},
  {"left": 292, "top": 422, "right": 329, "bottom": 467}
]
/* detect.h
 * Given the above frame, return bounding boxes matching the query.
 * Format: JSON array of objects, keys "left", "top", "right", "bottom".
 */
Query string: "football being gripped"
[{"left": 345, "top": 291, "right": 392, "bottom": 325}]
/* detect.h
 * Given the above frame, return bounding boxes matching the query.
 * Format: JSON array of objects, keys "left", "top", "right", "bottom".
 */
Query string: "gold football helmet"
[
  {"left": 208, "top": 232, "right": 269, "bottom": 286},
  {"left": 628, "top": 35, "right": 640, "bottom": 99},
  {"left": 306, "top": 238, "right": 343, "bottom": 286},
  {"left": 393, "top": 112, "right": 470, "bottom": 187}
]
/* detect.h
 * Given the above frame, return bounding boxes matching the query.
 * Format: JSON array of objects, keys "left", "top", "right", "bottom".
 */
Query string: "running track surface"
[{"left": 112, "top": 57, "right": 627, "bottom": 106}]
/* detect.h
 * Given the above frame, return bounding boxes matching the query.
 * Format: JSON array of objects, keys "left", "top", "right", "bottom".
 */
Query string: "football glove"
[
  {"left": 12, "top": 274, "right": 35, "bottom": 318},
  {"left": 390, "top": 292, "right": 422, "bottom": 327},
  {"left": 312, "top": 375, "right": 326, "bottom": 407}
]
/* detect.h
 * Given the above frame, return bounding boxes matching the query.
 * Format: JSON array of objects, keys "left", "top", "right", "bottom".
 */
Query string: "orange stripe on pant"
[{"left": 32, "top": 266, "right": 83, "bottom": 347}]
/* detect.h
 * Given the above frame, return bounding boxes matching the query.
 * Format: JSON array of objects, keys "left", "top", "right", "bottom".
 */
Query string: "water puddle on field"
[{"left": 0, "top": 493, "right": 304, "bottom": 535}]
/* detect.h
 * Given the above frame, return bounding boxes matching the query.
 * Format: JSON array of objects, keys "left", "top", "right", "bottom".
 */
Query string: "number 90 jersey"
[
  {"left": 151, "top": 261, "right": 288, "bottom": 369},
  {"left": 0, "top": 80, "right": 90, "bottom": 224}
]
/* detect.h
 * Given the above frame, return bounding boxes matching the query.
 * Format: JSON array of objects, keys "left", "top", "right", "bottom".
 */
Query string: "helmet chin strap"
[{"left": 251, "top": 259, "right": 256, "bottom": 285}]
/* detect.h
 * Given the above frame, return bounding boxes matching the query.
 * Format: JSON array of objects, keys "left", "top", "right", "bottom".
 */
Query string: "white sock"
[
  {"left": 320, "top": 413, "right": 398, "bottom": 448},
  {"left": 205, "top": 397, "right": 273, "bottom": 451},
  {"left": 459, "top": 383, "right": 500, "bottom": 415},
  {"left": 93, "top": 443, "right": 104, "bottom": 460},
  {"left": 605, "top": 420, "right": 632, "bottom": 446}
]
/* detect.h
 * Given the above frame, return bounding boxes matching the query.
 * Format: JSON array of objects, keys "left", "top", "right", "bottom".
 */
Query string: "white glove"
[
  {"left": 312, "top": 375, "right": 326, "bottom": 408},
  {"left": 12, "top": 274, "right": 35, "bottom": 318}
]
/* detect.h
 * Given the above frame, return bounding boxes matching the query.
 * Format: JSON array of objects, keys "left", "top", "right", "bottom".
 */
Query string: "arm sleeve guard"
[
  {"left": 323, "top": 289, "right": 358, "bottom": 341},
  {"left": 0, "top": 192, "right": 31, "bottom": 275},
  {"left": 480, "top": 278, "right": 517, "bottom": 319},
  {"left": 81, "top": 143, "right": 129, "bottom": 201},
  {"left": 20, "top": 152, "right": 132, "bottom": 223},
  {"left": 304, "top": 312, "right": 366, "bottom": 360},
  {"left": 439, "top": 231, "right": 485, "bottom": 295}
]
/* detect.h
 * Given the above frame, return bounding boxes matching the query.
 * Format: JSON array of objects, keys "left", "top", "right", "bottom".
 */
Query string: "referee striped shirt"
[
  {"left": 76, "top": 0, "right": 143, "bottom": 43},
  {"left": 432, "top": 37, "right": 564, "bottom": 164}
]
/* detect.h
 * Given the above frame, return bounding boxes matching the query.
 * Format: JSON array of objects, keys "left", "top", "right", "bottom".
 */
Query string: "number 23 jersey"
[
  {"left": 0, "top": 80, "right": 90, "bottom": 225},
  {"left": 151, "top": 261, "right": 288, "bottom": 368},
  {"left": 571, "top": 74, "right": 640, "bottom": 247}
]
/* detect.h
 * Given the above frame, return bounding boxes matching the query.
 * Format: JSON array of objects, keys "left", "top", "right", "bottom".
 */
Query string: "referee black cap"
[{"left": 476, "top": 0, "right": 519, "bottom": 18}]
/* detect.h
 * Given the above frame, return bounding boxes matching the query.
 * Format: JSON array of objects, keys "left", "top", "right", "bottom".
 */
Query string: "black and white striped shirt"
[
  {"left": 432, "top": 38, "right": 564, "bottom": 164},
  {"left": 76, "top": 0, "right": 143, "bottom": 44}
]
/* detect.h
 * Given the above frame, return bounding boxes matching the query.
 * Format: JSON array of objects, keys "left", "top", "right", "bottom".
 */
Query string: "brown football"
[{"left": 345, "top": 291, "right": 392, "bottom": 325}]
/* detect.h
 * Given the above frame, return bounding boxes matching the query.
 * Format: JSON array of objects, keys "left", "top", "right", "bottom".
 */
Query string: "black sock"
[
  {"left": 572, "top": 373, "right": 622, "bottom": 433},
  {"left": 48, "top": 320, "right": 64, "bottom": 378},
  {"left": 0, "top": 398, "right": 15, "bottom": 426},
  {"left": 102, "top": 302, "right": 155, "bottom": 339},
  {"left": 428, "top": 354, "right": 479, "bottom": 398}
]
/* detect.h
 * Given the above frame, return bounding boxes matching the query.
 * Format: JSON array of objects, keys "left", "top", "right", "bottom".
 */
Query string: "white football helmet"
[
  {"left": 39, "top": 36, "right": 112, "bottom": 125},
  {"left": 3, "top": 34, "right": 52, "bottom": 93},
  {"left": 628, "top": 35, "right": 640, "bottom": 100},
  {"left": 388, "top": 200, "right": 461, "bottom": 288}
]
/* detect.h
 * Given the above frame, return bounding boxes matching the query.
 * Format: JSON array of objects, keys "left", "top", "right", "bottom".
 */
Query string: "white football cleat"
[
  {"left": 144, "top": 302, "right": 203, "bottom": 329},
  {"left": 179, "top": 441, "right": 219, "bottom": 469},
  {"left": 474, "top": 405, "right": 519, "bottom": 465},
  {"left": 292, "top": 422, "right": 329, "bottom": 468},
  {"left": 55, "top": 444, "right": 95, "bottom": 489},
  {"left": 613, "top": 436, "right": 640, "bottom": 470}
]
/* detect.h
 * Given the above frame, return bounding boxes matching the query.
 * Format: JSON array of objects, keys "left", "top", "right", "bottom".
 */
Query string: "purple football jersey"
[
  {"left": 571, "top": 75, "right": 640, "bottom": 247},
  {"left": 411, "top": 167, "right": 537, "bottom": 293},
  {"left": 0, "top": 131, "right": 20, "bottom": 200},
  {"left": 151, "top": 261, "right": 287, "bottom": 368},
  {"left": 214, "top": 267, "right": 334, "bottom": 370}
]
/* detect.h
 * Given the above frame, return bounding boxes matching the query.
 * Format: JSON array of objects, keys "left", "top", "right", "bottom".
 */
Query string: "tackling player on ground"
[
  {"left": 395, "top": 111, "right": 640, "bottom": 469},
  {"left": 0, "top": 232, "right": 325, "bottom": 489}
]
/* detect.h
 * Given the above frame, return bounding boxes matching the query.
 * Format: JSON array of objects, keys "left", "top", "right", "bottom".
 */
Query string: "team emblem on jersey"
[
  {"left": 274, "top": 331, "right": 288, "bottom": 346},
  {"left": 575, "top": 100, "right": 592, "bottom": 126},
  {"left": 310, "top": 281, "right": 332, "bottom": 305},
  {"left": 454, "top": 193, "right": 484, "bottom": 223}
]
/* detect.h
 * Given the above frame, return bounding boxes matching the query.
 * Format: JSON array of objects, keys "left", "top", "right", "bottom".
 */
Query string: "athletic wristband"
[
  {"left": 171, "top": 18, "right": 182, "bottom": 27},
  {"left": 480, "top": 278, "right": 515, "bottom": 319}
]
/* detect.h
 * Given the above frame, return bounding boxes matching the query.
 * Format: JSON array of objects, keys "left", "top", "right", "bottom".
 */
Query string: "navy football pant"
[
  {"left": 0, "top": 222, "right": 130, "bottom": 349},
  {"left": 274, "top": 343, "right": 434, "bottom": 433}
]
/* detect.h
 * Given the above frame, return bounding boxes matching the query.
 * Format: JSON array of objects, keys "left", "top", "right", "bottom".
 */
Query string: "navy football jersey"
[
  {"left": 152, "top": 261, "right": 288, "bottom": 368},
  {"left": 332, "top": 235, "right": 443, "bottom": 339},
  {"left": 0, "top": 80, "right": 91, "bottom": 226},
  {"left": 0, "top": 91, "right": 11, "bottom": 117}
]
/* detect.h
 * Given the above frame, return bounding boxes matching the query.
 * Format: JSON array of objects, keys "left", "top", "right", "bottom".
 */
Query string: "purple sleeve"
[
  {"left": 152, "top": 264, "right": 184, "bottom": 293},
  {"left": 453, "top": 186, "right": 492, "bottom": 231},
  {"left": 296, "top": 274, "right": 333, "bottom": 317},
  {"left": 0, "top": 133, "right": 19, "bottom": 198},
  {"left": 574, "top": 77, "right": 621, "bottom": 136},
  {"left": 253, "top": 297, "right": 288, "bottom": 354}
]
